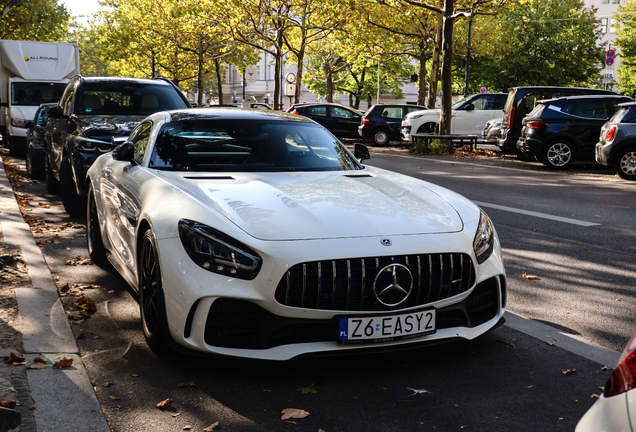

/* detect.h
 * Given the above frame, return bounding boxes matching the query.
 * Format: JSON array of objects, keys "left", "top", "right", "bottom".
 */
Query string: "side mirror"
[
  {"left": 47, "top": 106, "right": 67, "bottom": 119},
  {"left": 112, "top": 142, "right": 136, "bottom": 164},
  {"left": 354, "top": 143, "right": 370, "bottom": 162},
  {"left": 464, "top": 103, "right": 475, "bottom": 111},
  {"left": 25, "top": 120, "right": 33, "bottom": 129}
]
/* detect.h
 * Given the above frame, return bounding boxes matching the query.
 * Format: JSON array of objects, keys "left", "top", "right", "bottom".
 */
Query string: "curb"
[{"left": 0, "top": 155, "right": 110, "bottom": 432}]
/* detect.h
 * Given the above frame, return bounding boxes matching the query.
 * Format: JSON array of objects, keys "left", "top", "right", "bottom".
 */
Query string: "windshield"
[
  {"left": 11, "top": 82, "right": 66, "bottom": 106},
  {"left": 149, "top": 119, "right": 363, "bottom": 172},
  {"left": 76, "top": 81, "right": 188, "bottom": 116},
  {"left": 451, "top": 95, "right": 474, "bottom": 110}
]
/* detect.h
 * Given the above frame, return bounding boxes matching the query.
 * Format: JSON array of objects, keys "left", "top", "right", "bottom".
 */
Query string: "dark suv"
[
  {"left": 358, "top": 104, "right": 427, "bottom": 145},
  {"left": 516, "top": 95, "right": 633, "bottom": 169},
  {"left": 46, "top": 76, "right": 190, "bottom": 215},
  {"left": 597, "top": 102, "right": 636, "bottom": 180},
  {"left": 499, "top": 86, "right": 618, "bottom": 159},
  {"left": 287, "top": 103, "right": 362, "bottom": 139}
]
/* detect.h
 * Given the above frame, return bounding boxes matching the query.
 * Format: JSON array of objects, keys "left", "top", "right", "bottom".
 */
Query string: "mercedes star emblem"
[
  {"left": 380, "top": 238, "right": 392, "bottom": 246},
  {"left": 373, "top": 263, "right": 413, "bottom": 307}
]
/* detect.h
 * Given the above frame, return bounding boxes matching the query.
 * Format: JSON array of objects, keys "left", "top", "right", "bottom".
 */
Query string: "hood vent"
[{"left": 184, "top": 176, "right": 235, "bottom": 180}]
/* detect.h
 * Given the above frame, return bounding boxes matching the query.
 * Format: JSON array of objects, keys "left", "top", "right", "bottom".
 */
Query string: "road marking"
[{"left": 474, "top": 201, "right": 601, "bottom": 227}]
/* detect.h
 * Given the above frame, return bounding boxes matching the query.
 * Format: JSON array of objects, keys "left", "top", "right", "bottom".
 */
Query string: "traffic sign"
[
  {"left": 245, "top": 65, "right": 257, "bottom": 84},
  {"left": 480, "top": 87, "right": 487, "bottom": 93},
  {"left": 606, "top": 57, "right": 615, "bottom": 66},
  {"left": 607, "top": 49, "right": 615, "bottom": 58}
]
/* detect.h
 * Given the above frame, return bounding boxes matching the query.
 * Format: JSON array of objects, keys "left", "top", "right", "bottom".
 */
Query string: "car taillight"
[
  {"left": 506, "top": 107, "right": 515, "bottom": 130},
  {"left": 604, "top": 334, "right": 636, "bottom": 397},
  {"left": 605, "top": 125, "right": 618, "bottom": 143},
  {"left": 362, "top": 117, "right": 370, "bottom": 125},
  {"left": 526, "top": 120, "right": 545, "bottom": 129},
  {"left": 290, "top": 110, "right": 299, "bottom": 115}
]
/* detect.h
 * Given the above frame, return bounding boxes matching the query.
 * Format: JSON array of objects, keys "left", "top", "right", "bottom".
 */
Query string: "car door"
[
  {"left": 453, "top": 94, "right": 500, "bottom": 135},
  {"left": 299, "top": 106, "right": 329, "bottom": 130},
  {"left": 378, "top": 106, "right": 403, "bottom": 138},
  {"left": 567, "top": 100, "right": 612, "bottom": 158},
  {"left": 103, "top": 121, "right": 152, "bottom": 272},
  {"left": 328, "top": 106, "right": 362, "bottom": 138}
]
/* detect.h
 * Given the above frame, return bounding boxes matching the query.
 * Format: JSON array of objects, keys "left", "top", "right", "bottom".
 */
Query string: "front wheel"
[
  {"left": 86, "top": 184, "right": 107, "bottom": 263},
  {"left": 60, "top": 155, "right": 86, "bottom": 217},
  {"left": 542, "top": 141, "right": 574, "bottom": 169},
  {"left": 139, "top": 230, "right": 171, "bottom": 351},
  {"left": 613, "top": 146, "right": 636, "bottom": 180},
  {"left": 372, "top": 129, "right": 390, "bottom": 146}
]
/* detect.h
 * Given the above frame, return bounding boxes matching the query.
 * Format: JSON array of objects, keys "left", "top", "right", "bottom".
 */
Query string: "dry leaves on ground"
[
  {"left": 2, "top": 352, "right": 25, "bottom": 363},
  {"left": 203, "top": 422, "right": 219, "bottom": 431},
  {"left": 0, "top": 396, "right": 16, "bottom": 408},
  {"left": 74, "top": 295, "right": 97, "bottom": 312},
  {"left": 65, "top": 255, "right": 93, "bottom": 266},
  {"left": 281, "top": 408, "right": 310, "bottom": 420},
  {"left": 522, "top": 271, "right": 540, "bottom": 280},
  {"left": 562, "top": 369, "right": 576, "bottom": 375},
  {"left": 53, "top": 357, "right": 73, "bottom": 368},
  {"left": 176, "top": 381, "right": 199, "bottom": 389},
  {"left": 156, "top": 398, "right": 173, "bottom": 409}
]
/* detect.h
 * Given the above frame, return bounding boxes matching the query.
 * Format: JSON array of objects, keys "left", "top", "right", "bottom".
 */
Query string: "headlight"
[
  {"left": 178, "top": 219, "right": 262, "bottom": 280},
  {"left": 410, "top": 114, "right": 426, "bottom": 120},
  {"left": 11, "top": 118, "right": 28, "bottom": 128},
  {"left": 74, "top": 137, "right": 115, "bottom": 153},
  {"left": 473, "top": 210, "right": 494, "bottom": 264}
]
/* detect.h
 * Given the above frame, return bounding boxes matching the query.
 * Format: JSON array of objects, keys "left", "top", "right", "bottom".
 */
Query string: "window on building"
[
  {"left": 600, "top": 17, "right": 608, "bottom": 33},
  {"left": 602, "top": 0, "right": 610, "bottom": 4},
  {"left": 612, "top": 0, "right": 620, "bottom": 4},
  {"left": 256, "top": 66, "right": 261, "bottom": 81},
  {"left": 610, "top": 18, "right": 617, "bottom": 33}
]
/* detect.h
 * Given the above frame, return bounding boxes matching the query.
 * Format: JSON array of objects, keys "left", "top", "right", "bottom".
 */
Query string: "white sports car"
[{"left": 86, "top": 108, "right": 507, "bottom": 360}]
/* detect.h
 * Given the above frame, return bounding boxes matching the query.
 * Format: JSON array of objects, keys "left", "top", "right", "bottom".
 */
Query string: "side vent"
[{"left": 184, "top": 299, "right": 200, "bottom": 339}]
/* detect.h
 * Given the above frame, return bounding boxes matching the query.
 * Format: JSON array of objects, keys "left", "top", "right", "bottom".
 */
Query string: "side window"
[
  {"left": 330, "top": 106, "right": 358, "bottom": 118},
  {"left": 380, "top": 107, "right": 402, "bottom": 119},
  {"left": 572, "top": 101, "right": 609, "bottom": 119},
  {"left": 493, "top": 95, "right": 507, "bottom": 110},
  {"left": 130, "top": 122, "right": 153, "bottom": 165},
  {"left": 561, "top": 103, "right": 575, "bottom": 114},
  {"left": 61, "top": 81, "right": 77, "bottom": 116},
  {"left": 305, "top": 106, "right": 326, "bottom": 117},
  {"left": 621, "top": 107, "right": 636, "bottom": 123},
  {"left": 472, "top": 95, "right": 495, "bottom": 110},
  {"left": 36, "top": 108, "right": 49, "bottom": 126},
  {"left": 612, "top": 101, "right": 626, "bottom": 113}
]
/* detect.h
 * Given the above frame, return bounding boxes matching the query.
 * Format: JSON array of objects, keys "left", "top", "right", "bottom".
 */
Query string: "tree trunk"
[
  {"left": 417, "top": 40, "right": 428, "bottom": 106},
  {"left": 273, "top": 27, "right": 284, "bottom": 110},
  {"left": 295, "top": 47, "right": 305, "bottom": 104},
  {"left": 439, "top": 0, "right": 455, "bottom": 136},
  {"left": 214, "top": 59, "right": 223, "bottom": 104},
  {"left": 427, "top": 13, "right": 443, "bottom": 108},
  {"left": 324, "top": 59, "right": 334, "bottom": 103},
  {"left": 197, "top": 40, "right": 204, "bottom": 107}
]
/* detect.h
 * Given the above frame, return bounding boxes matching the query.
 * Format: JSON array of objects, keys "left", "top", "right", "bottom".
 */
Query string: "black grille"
[{"left": 275, "top": 253, "right": 475, "bottom": 312}]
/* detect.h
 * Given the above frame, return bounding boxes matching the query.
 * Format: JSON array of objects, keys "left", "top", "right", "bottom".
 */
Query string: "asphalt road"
[{"left": 4, "top": 147, "right": 629, "bottom": 432}]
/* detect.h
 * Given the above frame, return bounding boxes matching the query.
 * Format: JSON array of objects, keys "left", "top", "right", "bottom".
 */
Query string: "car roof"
[
  {"left": 167, "top": 107, "right": 317, "bottom": 123},
  {"left": 79, "top": 76, "right": 174, "bottom": 86},
  {"left": 618, "top": 102, "right": 636, "bottom": 107},
  {"left": 538, "top": 95, "right": 633, "bottom": 104}
]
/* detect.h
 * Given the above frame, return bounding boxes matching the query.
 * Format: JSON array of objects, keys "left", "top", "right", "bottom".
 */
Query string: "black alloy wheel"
[
  {"left": 542, "top": 140, "right": 574, "bottom": 169},
  {"left": 614, "top": 146, "right": 636, "bottom": 180},
  {"left": 139, "top": 230, "right": 170, "bottom": 351},
  {"left": 60, "top": 155, "right": 86, "bottom": 217},
  {"left": 86, "top": 184, "right": 107, "bottom": 263}
]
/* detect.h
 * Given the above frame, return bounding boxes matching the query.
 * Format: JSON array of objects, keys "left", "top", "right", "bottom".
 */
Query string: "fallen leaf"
[
  {"left": 522, "top": 271, "right": 540, "bottom": 280},
  {"left": 93, "top": 335, "right": 101, "bottom": 339},
  {"left": 562, "top": 369, "right": 576, "bottom": 375},
  {"left": 156, "top": 398, "right": 173, "bottom": 409},
  {"left": 91, "top": 379, "right": 99, "bottom": 386},
  {"left": 53, "top": 357, "right": 73, "bottom": 368},
  {"left": 496, "top": 339, "right": 515, "bottom": 348},
  {"left": 203, "top": 422, "right": 219, "bottom": 431},
  {"left": 172, "top": 413, "right": 181, "bottom": 418},
  {"left": 601, "top": 366, "right": 611, "bottom": 371},
  {"left": 102, "top": 382, "right": 113, "bottom": 387},
  {"left": 27, "top": 363, "right": 47, "bottom": 370},
  {"left": 183, "top": 426, "right": 192, "bottom": 431},
  {"left": 591, "top": 394, "right": 600, "bottom": 399},
  {"left": 34, "top": 356, "right": 47, "bottom": 363},
  {"left": 132, "top": 374, "right": 139, "bottom": 377},
  {"left": 297, "top": 384, "right": 317, "bottom": 394},
  {"left": 0, "top": 396, "right": 16, "bottom": 409},
  {"left": 177, "top": 381, "right": 199, "bottom": 388},
  {"left": 281, "top": 408, "right": 310, "bottom": 420},
  {"left": 3, "top": 352, "right": 25, "bottom": 363},
  {"left": 77, "top": 333, "right": 86, "bottom": 340},
  {"left": 286, "top": 421, "right": 297, "bottom": 425},
  {"left": 558, "top": 418, "right": 563, "bottom": 421},
  {"left": 109, "top": 396, "right": 120, "bottom": 401}
]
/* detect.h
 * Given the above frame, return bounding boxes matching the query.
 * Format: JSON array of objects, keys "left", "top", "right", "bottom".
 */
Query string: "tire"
[
  {"left": 139, "top": 230, "right": 171, "bottom": 351},
  {"left": 515, "top": 148, "right": 534, "bottom": 162},
  {"left": 7, "top": 135, "right": 18, "bottom": 157},
  {"left": 416, "top": 122, "right": 438, "bottom": 134},
  {"left": 60, "top": 155, "right": 86, "bottom": 217},
  {"left": 26, "top": 149, "right": 43, "bottom": 179},
  {"left": 86, "top": 184, "right": 107, "bottom": 263},
  {"left": 542, "top": 140, "right": 574, "bottom": 169},
  {"left": 372, "top": 129, "right": 390, "bottom": 146},
  {"left": 613, "top": 146, "right": 636, "bottom": 180},
  {"left": 44, "top": 158, "right": 59, "bottom": 193}
]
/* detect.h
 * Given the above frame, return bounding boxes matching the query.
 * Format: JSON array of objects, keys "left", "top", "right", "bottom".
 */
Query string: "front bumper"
[
  {"left": 155, "top": 230, "right": 507, "bottom": 361},
  {"left": 401, "top": 126, "right": 412, "bottom": 141},
  {"left": 70, "top": 146, "right": 115, "bottom": 196}
]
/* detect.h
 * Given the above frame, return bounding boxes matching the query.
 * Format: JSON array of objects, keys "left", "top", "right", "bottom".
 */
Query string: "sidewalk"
[{"left": 0, "top": 153, "right": 109, "bottom": 432}]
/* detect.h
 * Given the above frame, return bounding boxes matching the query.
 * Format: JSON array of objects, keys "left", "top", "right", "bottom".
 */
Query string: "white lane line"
[{"left": 474, "top": 201, "right": 601, "bottom": 227}]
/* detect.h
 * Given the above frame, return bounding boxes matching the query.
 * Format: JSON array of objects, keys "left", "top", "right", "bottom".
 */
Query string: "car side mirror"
[
  {"left": 47, "top": 106, "right": 67, "bottom": 119},
  {"left": 354, "top": 143, "right": 370, "bottom": 162},
  {"left": 112, "top": 142, "right": 136, "bottom": 165},
  {"left": 464, "top": 103, "right": 475, "bottom": 111},
  {"left": 25, "top": 120, "right": 33, "bottom": 129}
]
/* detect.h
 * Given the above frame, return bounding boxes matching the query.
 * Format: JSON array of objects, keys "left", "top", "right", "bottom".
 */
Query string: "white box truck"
[{"left": 0, "top": 40, "right": 80, "bottom": 155}]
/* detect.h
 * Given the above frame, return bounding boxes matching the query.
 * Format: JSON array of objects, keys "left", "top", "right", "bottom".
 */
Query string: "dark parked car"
[
  {"left": 25, "top": 103, "right": 57, "bottom": 179},
  {"left": 499, "top": 86, "right": 618, "bottom": 159},
  {"left": 358, "top": 104, "right": 427, "bottom": 145},
  {"left": 597, "top": 102, "right": 636, "bottom": 180},
  {"left": 516, "top": 95, "right": 633, "bottom": 169},
  {"left": 287, "top": 103, "right": 362, "bottom": 139},
  {"left": 46, "top": 76, "right": 190, "bottom": 216}
]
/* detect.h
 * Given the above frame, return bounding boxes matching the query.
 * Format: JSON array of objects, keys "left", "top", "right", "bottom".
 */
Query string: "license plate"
[{"left": 338, "top": 309, "right": 436, "bottom": 344}]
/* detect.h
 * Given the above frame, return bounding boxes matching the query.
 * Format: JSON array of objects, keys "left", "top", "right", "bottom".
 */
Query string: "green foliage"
[
  {"left": 67, "top": 24, "right": 110, "bottom": 76},
  {"left": 615, "top": 1, "right": 636, "bottom": 94},
  {"left": 465, "top": 0, "right": 603, "bottom": 91},
  {"left": 0, "top": 0, "right": 70, "bottom": 41}
]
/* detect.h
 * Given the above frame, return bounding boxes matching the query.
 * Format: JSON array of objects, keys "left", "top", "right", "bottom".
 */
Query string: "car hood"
[
  {"left": 10, "top": 105, "right": 37, "bottom": 121},
  {"left": 158, "top": 168, "right": 465, "bottom": 241},
  {"left": 76, "top": 115, "right": 145, "bottom": 141}
]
